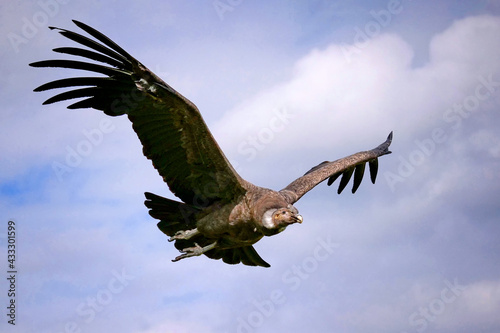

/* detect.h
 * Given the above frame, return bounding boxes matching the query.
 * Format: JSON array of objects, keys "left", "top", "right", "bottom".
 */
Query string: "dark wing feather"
[
  {"left": 351, "top": 163, "right": 366, "bottom": 194},
  {"left": 241, "top": 246, "right": 271, "bottom": 267},
  {"left": 30, "top": 20, "right": 246, "bottom": 205},
  {"left": 280, "top": 132, "right": 393, "bottom": 203},
  {"left": 205, "top": 246, "right": 270, "bottom": 267},
  {"left": 53, "top": 47, "right": 126, "bottom": 68}
]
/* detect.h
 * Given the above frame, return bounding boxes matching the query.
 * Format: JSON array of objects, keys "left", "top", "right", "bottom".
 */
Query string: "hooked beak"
[{"left": 294, "top": 214, "right": 303, "bottom": 224}]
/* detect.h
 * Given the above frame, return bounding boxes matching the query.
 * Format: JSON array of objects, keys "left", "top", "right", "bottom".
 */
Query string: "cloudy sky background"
[{"left": 1, "top": 1, "right": 500, "bottom": 332}]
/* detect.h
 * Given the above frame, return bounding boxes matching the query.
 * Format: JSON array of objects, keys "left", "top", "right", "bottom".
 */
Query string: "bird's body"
[
  {"left": 145, "top": 182, "right": 302, "bottom": 266},
  {"left": 30, "top": 20, "right": 393, "bottom": 267}
]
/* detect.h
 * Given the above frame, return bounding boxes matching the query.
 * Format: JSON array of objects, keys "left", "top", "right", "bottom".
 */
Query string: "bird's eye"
[{"left": 282, "top": 211, "right": 286, "bottom": 215}]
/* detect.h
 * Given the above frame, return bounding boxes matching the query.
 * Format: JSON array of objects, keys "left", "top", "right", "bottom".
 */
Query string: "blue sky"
[{"left": 1, "top": 1, "right": 500, "bottom": 332}]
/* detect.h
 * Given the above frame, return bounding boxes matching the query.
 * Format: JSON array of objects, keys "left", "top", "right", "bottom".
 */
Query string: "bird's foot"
[
  {"left": 168, "top": 228, "right": 200, "bottom": 242},
  {"left": 172, "top": 242, "right": 217, "bottom": 262}
]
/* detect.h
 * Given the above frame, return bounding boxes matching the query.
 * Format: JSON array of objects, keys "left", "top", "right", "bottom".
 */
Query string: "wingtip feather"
[
  {"left": 351, "top": 163, "right": 366, "bottom": 193},
  {"left": 369, "top": 158, "right": 379, "bottom": 184}
]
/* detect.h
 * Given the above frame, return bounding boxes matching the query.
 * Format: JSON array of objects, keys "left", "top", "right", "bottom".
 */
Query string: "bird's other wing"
[
  {"left": 205, "top": 246, "right": 271, "bottom": 267},
  {"left": 280, "top": 132, "right": 393, "bottom": 204},
  {"left": 30, "top": 20, "right": 246, "bottom": 205}
]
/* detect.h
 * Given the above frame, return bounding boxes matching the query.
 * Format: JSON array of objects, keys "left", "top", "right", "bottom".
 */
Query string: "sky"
[{"left": 1, "top": 1, "right": 500, "bottom": 332}]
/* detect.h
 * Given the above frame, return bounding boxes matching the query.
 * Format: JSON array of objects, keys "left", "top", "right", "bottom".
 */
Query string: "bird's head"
[{"left": 261, "top": 205, "right": 302, "bottom": 235}]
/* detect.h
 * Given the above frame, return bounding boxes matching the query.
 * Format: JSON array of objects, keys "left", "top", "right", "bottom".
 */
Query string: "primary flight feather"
[{"left": 30, "top": 20, "right": 393, "bottom": 267}]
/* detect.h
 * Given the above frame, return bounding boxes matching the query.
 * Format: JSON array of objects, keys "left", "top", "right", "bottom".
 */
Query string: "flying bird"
[{"left": 30, "top": 20, "right": 393, "bottom": 267}]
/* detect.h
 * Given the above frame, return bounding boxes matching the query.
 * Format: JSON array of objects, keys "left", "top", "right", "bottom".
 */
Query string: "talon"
[
  {"left": 171, "top": 241, "right": 218, "bottom": 262},
  {"left": 168, "top": 230, "right": 183, "bottom": 242},
  {"left": 172, "top": 243, "right": 202, "bottom": 261},
  {"left": 168, "top": 228, "right": 200, "bottom": 242}
]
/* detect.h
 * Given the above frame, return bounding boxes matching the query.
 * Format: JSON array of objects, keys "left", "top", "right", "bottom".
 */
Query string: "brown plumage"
[{"left": 30, "top": 20, "right": 393, "bottom": 267}]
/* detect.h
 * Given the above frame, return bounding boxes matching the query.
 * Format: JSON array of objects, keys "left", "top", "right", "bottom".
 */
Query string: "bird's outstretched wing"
[
  {"left": 30, "top": 20, "right": 246, "bottom": 206},
  {"left": 280, "top": 132, "right": 393, "bottom": 204}
]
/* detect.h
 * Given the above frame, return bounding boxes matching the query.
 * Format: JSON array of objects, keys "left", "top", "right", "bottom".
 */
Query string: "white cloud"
[
  {"left": 213, "top": 15, "right": 500, "bottom": 190},
  {"left": 437, "top": 279, "right": 500, "bottom": 330}
]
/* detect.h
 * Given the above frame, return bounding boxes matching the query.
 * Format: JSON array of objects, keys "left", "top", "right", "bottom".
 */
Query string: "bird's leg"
[
  {"left": 168, "top": 228, "right": 200, "bottom": 242},
  {"left": 172, "top": 241, "right": 217, "bottom": 262}
]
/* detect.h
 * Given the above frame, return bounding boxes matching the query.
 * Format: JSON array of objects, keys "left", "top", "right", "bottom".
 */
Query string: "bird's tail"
[{"left": 144, "top": 192, "right": 202, "bottom": 250}]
